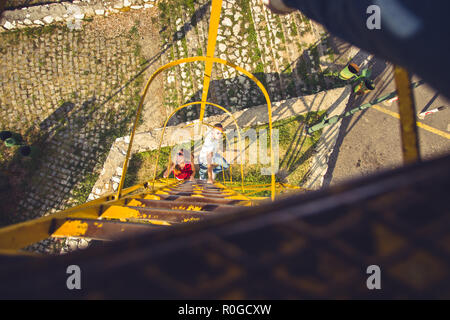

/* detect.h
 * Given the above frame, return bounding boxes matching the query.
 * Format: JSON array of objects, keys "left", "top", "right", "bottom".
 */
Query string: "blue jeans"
[{"left": 199, "top": 154, "right": 229, "bottom": 180}]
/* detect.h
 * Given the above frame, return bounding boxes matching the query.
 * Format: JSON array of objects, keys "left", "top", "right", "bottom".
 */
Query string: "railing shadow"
[{"left": 321, "top": 56, "right": 392, "bottom": 187}]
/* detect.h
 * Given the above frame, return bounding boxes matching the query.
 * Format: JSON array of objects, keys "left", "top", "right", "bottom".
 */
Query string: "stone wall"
[
  {"left": 1, "top": 0, "right": 156, "bottom": 31},
  {"left": 156, "top": 0, "right": 355, "bottom": 126}
]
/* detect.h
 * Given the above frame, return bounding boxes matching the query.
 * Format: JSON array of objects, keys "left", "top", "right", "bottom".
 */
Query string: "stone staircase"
[{"left": 157, "top": 0, "right": 342, "bottom": 123}]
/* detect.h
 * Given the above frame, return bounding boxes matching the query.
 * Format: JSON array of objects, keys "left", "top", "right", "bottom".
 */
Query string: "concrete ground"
[{"left": 324, "top": 55, "right": 450, "bottom": 187}]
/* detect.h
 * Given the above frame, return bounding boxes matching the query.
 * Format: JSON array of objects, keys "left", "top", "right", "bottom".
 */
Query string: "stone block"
[
  {"left": 43, "top": 16, "right": 54, "bottom": 24},
  {"left": 3, "top": 21, "right": 15, "bottom": 30}
]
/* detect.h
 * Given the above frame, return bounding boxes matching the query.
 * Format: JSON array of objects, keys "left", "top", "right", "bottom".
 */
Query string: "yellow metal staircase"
[
  {"left": 51, "top": 179, "right": 251, "bottom": 241},
  {"left": 0, "top": 0, "right": 418, "bottom": 257},
  {"left": 0, "top": 178, "right": 254, "bottom": 253}
]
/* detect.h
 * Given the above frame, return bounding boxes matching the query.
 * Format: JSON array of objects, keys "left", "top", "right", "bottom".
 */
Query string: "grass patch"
[
  {"left": 129, "top": 20, "right": 140, "bottom": 38},
  {"left": 183, "top": 0, "right": 195, "bottom": 12},
  {"left": 290, "top": 21, "right": 298, "bottom": 37},
  {"left": 231, "top": 112, "right": 323, "bottom": 186},
  {"left": 255, "top": 62, "right": 264, "bottom": 74},
  {"left": 134, "top": 43, "right": 142, "bottom": 57},
  {"left": 71, "top": 173, "right": 99, "bottom": 206},
  {"left": 22, "top": 24, "right": 64, "bottom": 38},
  {"left": 241, "top": 0, "right": 261, "bottom": 68},
  {"left": 124, "top": 146, "right": 172, "bottom": 188}
]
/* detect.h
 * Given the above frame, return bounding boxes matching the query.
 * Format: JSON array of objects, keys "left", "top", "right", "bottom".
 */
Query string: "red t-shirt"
[{"left": 174, "top": 163, "right": 193, "bottom": 180}]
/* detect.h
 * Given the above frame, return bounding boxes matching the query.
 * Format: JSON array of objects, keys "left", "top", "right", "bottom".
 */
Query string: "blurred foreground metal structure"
[
  {"left": 0, "top": 154, "right": 449, "bottom": 299},
  {"left": 1, "top": 0, "right": 449, "bottom": 299}
]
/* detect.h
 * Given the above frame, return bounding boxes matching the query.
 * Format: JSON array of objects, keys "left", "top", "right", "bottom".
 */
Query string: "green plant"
[
  {"left": 290, "top": 21, "right": 298, "bottom": 37},
  {"left": 71, "top": 173, "right": 99, "bottom": 205},
  {"left": 134, "top": 43, "right": 142, "bottom": 57},
  {"left": 255, "top": 62, "right": 264, "bottom": 74}
]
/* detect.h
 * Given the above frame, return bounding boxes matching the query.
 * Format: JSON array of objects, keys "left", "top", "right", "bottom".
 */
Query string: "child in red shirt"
[{"left": 163, "top": 148, "right": 195, "bottom": 181}]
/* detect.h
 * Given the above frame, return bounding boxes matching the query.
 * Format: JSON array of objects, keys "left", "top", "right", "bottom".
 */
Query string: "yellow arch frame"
[{"left": 116, "top": 56, "right": 276, "bottom": 201}]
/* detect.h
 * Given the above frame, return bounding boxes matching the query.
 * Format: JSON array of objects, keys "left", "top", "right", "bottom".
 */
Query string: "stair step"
[
  {"left": 163, "top": 191, "right": 231, "bottom": 198},
  {"left": 167, "top": 186, "right": 231, "bottom": 192},
  {"left": 167, "top": 185, "right": 224, "bottom": 190},
  {"left": 51, "top": 218, "right": 166, "bottom": 241},
  {"left": 169, "top": 186, "right": 225, "bottom": 192},
  {"left": 127, "top": 198, "right": 238, "bottom": 212},
  {"left": 177, "top": 182, "right": 224, "bottom": 189},
  {"left": 147, "top": 194, "right": 244, "bottom": 205},
  {"left": 100, "top": 205, "right": 214, "bottom": 223}
]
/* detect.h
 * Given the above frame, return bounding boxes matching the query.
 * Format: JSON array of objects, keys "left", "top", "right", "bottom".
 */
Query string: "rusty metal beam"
[{"left": 100, "top": 205, "right": 214, "bottom": 223}]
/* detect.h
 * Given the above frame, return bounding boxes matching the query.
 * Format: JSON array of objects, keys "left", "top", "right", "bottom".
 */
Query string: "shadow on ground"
[{"left": 322, "top": 56, "right": 392, "bottom": 187}]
